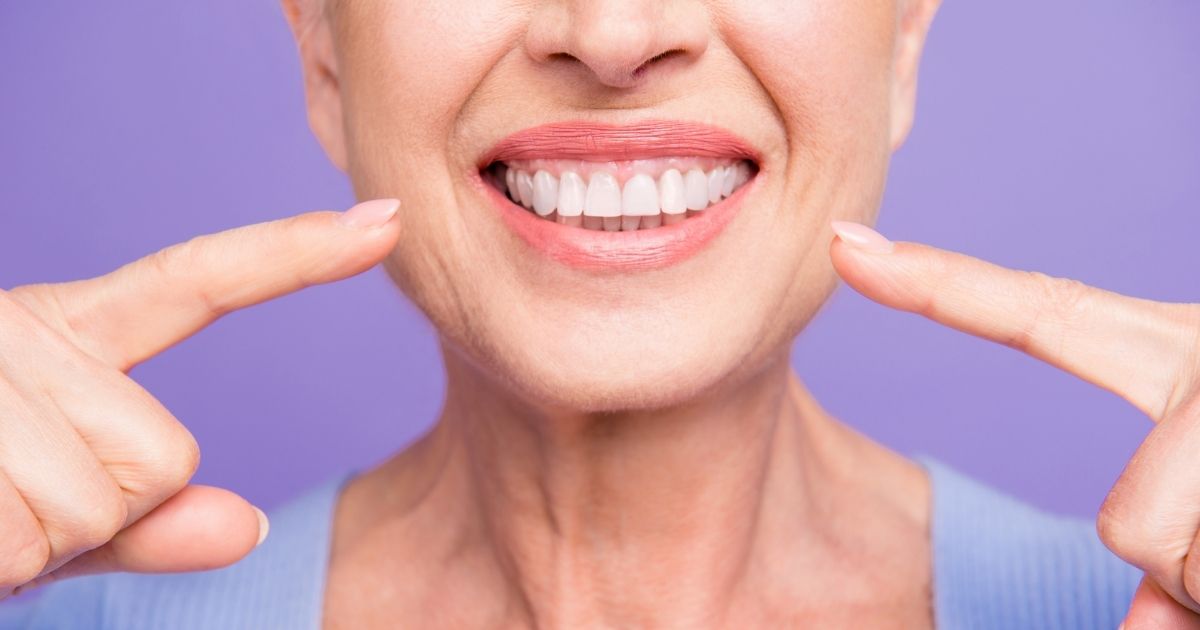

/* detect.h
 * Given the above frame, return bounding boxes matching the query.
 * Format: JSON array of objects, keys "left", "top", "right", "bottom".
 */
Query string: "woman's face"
[{"left": 289, "top": 0, "right": 938, "bottom": 411}]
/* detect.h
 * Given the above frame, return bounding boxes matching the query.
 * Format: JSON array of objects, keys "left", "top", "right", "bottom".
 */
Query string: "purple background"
[{"left": 1, "top": 1, "right": 1197, "bottom": 518}]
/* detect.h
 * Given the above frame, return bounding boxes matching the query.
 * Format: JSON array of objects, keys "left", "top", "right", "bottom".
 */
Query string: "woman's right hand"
[{"left": 0, "top": 199, "right": 402, "bottom": 598}]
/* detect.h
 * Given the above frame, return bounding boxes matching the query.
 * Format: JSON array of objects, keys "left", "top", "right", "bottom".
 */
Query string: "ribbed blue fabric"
[
  {"left": 918, "top": 457, "right": 1141, "bottom": 629},
  {"left": 0, "top": 458, "right": 1142, "bottom": 629}
]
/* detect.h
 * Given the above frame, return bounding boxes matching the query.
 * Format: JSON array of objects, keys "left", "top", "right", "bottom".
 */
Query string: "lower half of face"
[{"left": 330, "top": 0, "right": 900, "bottom": 412}]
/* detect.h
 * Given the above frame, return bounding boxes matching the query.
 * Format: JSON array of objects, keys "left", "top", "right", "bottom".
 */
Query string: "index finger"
[
  {"left": 12, "top": 199, "right": 402, "bottom": 371},
  {"left": 829, "top": 220, "right": 1198, "bottom": 420}
]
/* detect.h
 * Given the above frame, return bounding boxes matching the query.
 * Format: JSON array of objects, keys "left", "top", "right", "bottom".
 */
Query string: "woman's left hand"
[{"left": 828, "top": 221, "right": 1200, "bottom": 628}]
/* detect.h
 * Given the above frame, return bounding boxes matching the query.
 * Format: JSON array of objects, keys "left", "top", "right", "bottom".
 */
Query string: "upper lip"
[{"left": 477, "top": 119, "right": 762, "bottom": 167}]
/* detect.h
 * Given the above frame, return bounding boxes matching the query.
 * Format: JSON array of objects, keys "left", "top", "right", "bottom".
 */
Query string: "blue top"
[{"left": 0, "top": 457, "right": 1140, "bottom": 629}]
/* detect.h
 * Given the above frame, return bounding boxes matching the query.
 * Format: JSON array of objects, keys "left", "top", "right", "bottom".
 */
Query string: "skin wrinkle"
[{"left": 282, "top": 0, "right": 942, "bottom": 627}]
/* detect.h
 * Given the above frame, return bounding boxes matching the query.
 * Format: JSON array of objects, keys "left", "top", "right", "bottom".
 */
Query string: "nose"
[{"left": 525, "top": 0, "right": 709, "bottom": 89}]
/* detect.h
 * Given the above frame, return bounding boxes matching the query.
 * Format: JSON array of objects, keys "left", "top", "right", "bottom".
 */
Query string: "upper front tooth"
[
  {"left": 557, "top": 171, "right": 585, "bottom": 217},
  {"left": 706, "top": 167, "right": 725, "bottom": 204},
  {"left": 584, "top": 172, "right": 621, "bottom": 217},
  {"left": 516, "top": 171, "right": 534, "bottom": 209},
  {"left": 621, "top": 173, "right": 659, "bottom": 217},
  {"left": 659, "top": 169, "right": 686, "bottom": 215},
  {"left": 532, "top": 170, "right": 558, "bottom": 216},
  {"left": 684, "top": 169, "right": 709, "bottom": 210}
]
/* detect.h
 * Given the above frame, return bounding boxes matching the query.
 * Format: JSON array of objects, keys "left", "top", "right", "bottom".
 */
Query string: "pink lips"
[{"left": 476, "top": 120, "right": 760, "bottom": 272}]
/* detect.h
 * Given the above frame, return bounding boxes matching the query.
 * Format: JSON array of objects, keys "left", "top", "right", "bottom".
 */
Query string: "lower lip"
[{"left": 473, "top": 172, "right": 753, "bottom": 272}]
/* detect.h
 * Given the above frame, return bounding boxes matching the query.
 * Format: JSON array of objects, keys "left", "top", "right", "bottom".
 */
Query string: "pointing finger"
[
  {"left": 829, "top": 220, "right": 1199, "bottom": 420},
  {"left": 11, "top": 199, "right": 402, "bottom": 372}
]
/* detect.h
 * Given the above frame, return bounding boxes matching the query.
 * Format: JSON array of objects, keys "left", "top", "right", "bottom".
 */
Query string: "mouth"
[{"left": 475, "top": 120, "right": 761, "bottom": 271}]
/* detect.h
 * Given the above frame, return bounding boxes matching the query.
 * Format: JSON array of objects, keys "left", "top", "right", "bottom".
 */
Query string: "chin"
[{"left": 455, "top": 303, "right": 786, "bottom": 414}]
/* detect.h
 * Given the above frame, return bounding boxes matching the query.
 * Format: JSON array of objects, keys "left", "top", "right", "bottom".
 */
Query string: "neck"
[{"left": 344, "top": 347, "right": 927, "bottom": 627}]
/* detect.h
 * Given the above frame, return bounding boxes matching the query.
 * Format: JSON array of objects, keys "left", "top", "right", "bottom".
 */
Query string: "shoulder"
[
  {"left": 919, "top": 456, "right": 1141, "bottom": 630},
  {"left": 0, "top": 471, "right": 351, "bottom": 630}
]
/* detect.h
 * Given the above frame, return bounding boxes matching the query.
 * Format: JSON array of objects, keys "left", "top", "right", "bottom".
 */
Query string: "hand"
[
  {"left": 828, "top": 220, "right": 1200, "bottom": 628},
  {"left": 0, "top": 199, "right": 402, "bottom": 598}
]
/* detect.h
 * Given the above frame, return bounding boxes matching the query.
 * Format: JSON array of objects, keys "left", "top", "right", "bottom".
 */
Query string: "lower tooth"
[{"left": 621, "top": 216, "right": 641, "bottom": 231}]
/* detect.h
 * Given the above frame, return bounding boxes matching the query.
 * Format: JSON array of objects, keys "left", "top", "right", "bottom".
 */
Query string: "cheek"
[
  {"left": 716, "top": 0, "right": 898, "bottom": 349},
  {"left": 335, "top": 1, "right": 520, "bottom": 190},
  {"left": 723, "top": 0, "right": 897, "bottom": 177},
  {"left": 334, "top": 0, "right": 526, "bottom": 337}
]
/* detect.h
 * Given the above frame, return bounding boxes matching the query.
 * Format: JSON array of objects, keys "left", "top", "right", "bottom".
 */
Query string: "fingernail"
[
  {"left": 338, "top": 198, "right": 400, "bottom": 229},
  {"left": 831, "top": 220, "right": 894, "bottom": 254},
  {"left": 253, "top": 506, "right": 270, "bottom": 547}
]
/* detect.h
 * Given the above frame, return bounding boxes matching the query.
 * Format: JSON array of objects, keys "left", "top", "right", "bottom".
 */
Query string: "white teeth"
[
  {"left": 684, "top": 169, "right": 709, "bottom": 210},
  {"left": 500, "top": 161, "right": 753, "bottom": 228},
  {"left": 621, "top": 173, "right": 659, "bottom": 217},
  {"left": 532, "top": 170, "right": 558, "bottom": 217},
  {"left": 734, "top": 162, "right": 750, "bottom": 188},
  {"left": 658, "top": 169, "right": 687, "bottom": 215},
  {"left": 556, "top": 171, "right": 585, "bottom": 217},
  {"left": 721, "top": 166, "right": 737, "bottom": 197},
  {"left": 584, "top": 172, "right": 621, "bottom": 217},
  {"left": 516, "top": 171, "right": 534, "bottom": 209},
  {"left": 505, "top": 168, "right": 518, "bottom": 202},
  {"left": 706, "top": 166, "right": 724, "bottom": 204}
]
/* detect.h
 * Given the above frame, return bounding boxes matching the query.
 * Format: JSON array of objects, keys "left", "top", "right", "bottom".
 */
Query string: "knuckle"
[
  {"left": 145, "top": 238, "right": 226, "bottom": 318},
  {"left": 1008, "top": 272, "right": 1092, "bottom": 354},
  {"left": 125, "top": 427, "right": 201, "bottom": 498},
  {"left": 1096, "top": 497, "right": 1148, "bottom": 561},
  {"left": 1097, "top": 496, "right": 1182, "bottom": 578},
  {"left": 1034, "top": 271, "right": 1091, "bottom": 317},
  {"left": 70, "top": 491, "right": 128, "bottom": 552},
  {"left": 0, "top": 530, "right": 50, "bottom": 588}
]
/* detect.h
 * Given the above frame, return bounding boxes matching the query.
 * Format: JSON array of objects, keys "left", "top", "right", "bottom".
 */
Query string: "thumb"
[
  {"left": 26, "top": 485, "right": 267, "bottom": 589},
  {"left": 1122, "top": 575, "right": 1200, "bottom": 629}
]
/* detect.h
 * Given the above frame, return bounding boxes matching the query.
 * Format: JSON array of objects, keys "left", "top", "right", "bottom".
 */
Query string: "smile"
[
  {"left": 476, "top": 120, "right": 761, "bottom": 271},
  {"left": 487, "top": 158, "right": 754, "bottom": 231}
]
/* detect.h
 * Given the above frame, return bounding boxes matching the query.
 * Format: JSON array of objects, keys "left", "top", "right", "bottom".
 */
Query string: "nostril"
[
  {"left": 544, "top": 49, "right": 686, "bottom": 88},
  {"left": 632, "top": 49, "right": 683, "bottom": 78},
  {"left": 548, "top": 52, "right": 579, "bottom": 65}
]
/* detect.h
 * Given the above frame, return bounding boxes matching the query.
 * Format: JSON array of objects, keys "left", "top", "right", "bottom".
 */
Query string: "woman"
[{"left": 1, "top": 0, "right": 1197, "bottom": 628}]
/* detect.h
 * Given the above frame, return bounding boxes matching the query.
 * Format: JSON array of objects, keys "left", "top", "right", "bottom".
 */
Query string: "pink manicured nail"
[
  {"left": 253, "top": 506, "right": 270, "bottom": 547},
  {"left": 831, "top": 220, "right": 894, "bottom": 254},
  {"left": 338, "top": 198, "right": 400, "bottom": 229}
]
